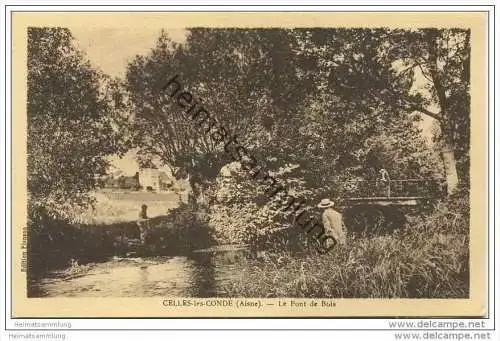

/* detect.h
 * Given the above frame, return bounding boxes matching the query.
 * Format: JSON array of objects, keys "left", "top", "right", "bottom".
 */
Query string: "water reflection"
[
  {"left": 29, "top": 248, "right": 247, "bottom": 297},
  {"left": 190, "top": 253, "right": 216, "bottom": 297}
]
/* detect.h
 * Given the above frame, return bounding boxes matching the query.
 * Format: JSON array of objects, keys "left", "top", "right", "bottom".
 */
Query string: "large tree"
[
  {"left": 27, "top": 27, "right": 128, "bottom": 221},
  {"left": 256, "top": 29, "right": 442, "bottom": 197},
  {"left": 126, "top": 28, "right": 303, "bottom": 209}
]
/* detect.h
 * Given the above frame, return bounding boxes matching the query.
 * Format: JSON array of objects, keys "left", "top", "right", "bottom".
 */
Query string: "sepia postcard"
[{"left": 10, "top": 10, "right": 489, "bottom": 318}]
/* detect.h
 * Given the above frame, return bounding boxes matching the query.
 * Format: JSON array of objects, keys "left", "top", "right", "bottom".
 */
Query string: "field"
[
  {"left": 73, "top": 190, "right": 185, "bottom": 225},
  {"left": 100, "top": 190, "right": 182, "bottom": 202}
]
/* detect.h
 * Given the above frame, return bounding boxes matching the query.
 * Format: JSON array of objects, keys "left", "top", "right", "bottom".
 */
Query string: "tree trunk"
[
  {"left": 441, "top": 144, "right": 459, "bottom": 195},
  {"left": 188, "top": 182, "right": 209, "bottom": 222},
  {"left": 423, "top": 30, "right": 460, "bottom": 195},
  {"left": 186, "top": 158, "right": 226, "bottom": 222}
]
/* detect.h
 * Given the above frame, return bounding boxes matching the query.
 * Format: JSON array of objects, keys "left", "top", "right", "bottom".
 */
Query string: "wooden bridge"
[
  {"left": 339, "top": 179, "right": 447, "bottom": 207},
  {"left": 337, "top": 178, "right": 446, "bottom": 235}
]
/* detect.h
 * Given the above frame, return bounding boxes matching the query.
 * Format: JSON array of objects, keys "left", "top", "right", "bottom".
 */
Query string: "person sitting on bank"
[
  {"left": 139, "top": 204, "right": 148, "bottom": 219},
  {"left": 317, "top": 198, "right": 346, "bottom": 246},
  {"left": 137, "top": 204, "right": 149, "bottom": 243}
]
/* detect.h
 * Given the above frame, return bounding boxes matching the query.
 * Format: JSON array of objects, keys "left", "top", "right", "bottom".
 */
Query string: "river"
[{"left": 29, "top": 248, "right": 248, "bottom": 297}]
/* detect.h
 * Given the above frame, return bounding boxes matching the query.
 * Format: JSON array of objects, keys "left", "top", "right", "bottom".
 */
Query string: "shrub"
[{"left": 206, "top": 162, "right": 325, "bottom": 251}]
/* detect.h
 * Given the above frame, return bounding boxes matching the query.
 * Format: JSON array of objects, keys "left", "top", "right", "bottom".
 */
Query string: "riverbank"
[
  {"left": 28, "top": 190, "right": 469, "bottom": 299},
  {"left": 29, "top": 213, "right": 468, "bottom": 299},
  {"left": 70, "top": 190, "right": 183, "bottom": 225},
  {"left": 27, "top": 198, "right": 212, "bottom": 276}
]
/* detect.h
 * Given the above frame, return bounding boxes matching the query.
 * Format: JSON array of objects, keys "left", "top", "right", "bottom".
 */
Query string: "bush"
[
  {"left": 27, "top": 210, "right": 110, "bottom": 277},
  {"left": 143, "top": 202, "right": 213, "bottom": 253},
  {"left": 206, "top": 162, "right": 324, "bottom": 251}
]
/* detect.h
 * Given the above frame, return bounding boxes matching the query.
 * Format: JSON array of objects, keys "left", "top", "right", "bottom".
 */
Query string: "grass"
[
  {"left": 223, "top": 192, "right": 469, "bottom": 298},
  {"left": 101, "top": 190, "right": 182, "bottom": 202}
]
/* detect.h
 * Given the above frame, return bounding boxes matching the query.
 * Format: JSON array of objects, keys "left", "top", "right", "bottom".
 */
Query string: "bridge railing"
[{"left": 342, "top": 179, "right": 446, "bottom": 199}]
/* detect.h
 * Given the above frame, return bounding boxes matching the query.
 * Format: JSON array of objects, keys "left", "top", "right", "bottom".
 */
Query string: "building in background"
[{"left": 138, "top": 168, "right": 173, "bottom": 192}]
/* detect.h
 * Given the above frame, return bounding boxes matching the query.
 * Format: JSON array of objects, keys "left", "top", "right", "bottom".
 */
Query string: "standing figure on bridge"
[
  {"left": 379, "top": 168, "right": 390, "bottom": 182},
  {"left": 317, "top": 198, "right": 346, "bottom": 247},
  {"left": 379, "top": 168, "right": 391, "bottom": 197}
]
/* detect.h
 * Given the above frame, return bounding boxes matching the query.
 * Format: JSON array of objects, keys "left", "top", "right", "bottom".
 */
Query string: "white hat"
[{"left": 317, "top": 198, "right": 335, "bottom": 208}]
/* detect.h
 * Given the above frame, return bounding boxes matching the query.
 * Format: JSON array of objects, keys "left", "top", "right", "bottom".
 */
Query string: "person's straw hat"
[{"left": 317, "top": 198, "right": 335, "bottom": 208}]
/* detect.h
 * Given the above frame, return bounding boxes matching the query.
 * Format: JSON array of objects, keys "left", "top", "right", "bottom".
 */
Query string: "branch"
[
  {"left": 378, "top": 81, "right": 442, "bottom": 121},
  {"left": 405, "top": 103, "right": 442, "bottom": 121},
  {"left": 417, "top": 63, "right": 434, "bottom": 83},
  {"left": 393, "top": 61, "right": 425, "bottom": 81}
]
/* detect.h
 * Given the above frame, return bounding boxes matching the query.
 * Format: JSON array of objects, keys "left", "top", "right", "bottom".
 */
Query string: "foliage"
[
  {"left": 144, "top": 202, "right": 213, "bottom": 252},
  {"left": 207, "top": 162, "right": 323, "bottom": 250},
  {"left": 27, "top": 27, "right": 129, "bottom": 221},
  {"left": 27, "top": 27, "right": 470, "bottom": 279},
  {"left": 123, "top": 28, "right": 451, "bottom": 251},
  {"left": 27, "top": 215, "right": 108, "bottom": 279},
  {"left": 125, "top": 29, "right": 306, "bottom": 202},
  {"left": 267, "top": 86, "right": 442, "bottom": 195},
  {"left": 126, "top": 28, "right": 445, "bottom": 225},
  {"left": 396, "top": 29, "right": 471, "bottom": 173},
  {"left": 292, "top": 28, "right": 470, "bottom": 187}
]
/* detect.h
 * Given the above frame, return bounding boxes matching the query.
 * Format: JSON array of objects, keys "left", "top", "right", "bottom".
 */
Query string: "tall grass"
[{"left": 224, "top": 192, "right": 469, "bottom": 298}]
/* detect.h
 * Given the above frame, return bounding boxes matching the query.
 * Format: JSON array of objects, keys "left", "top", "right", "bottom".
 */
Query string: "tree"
[
  {"left": 125, "top": 28, "right": 445, "bottom": 247},
  {"left": 27, "top": 27, "right": 128, "bottom": 221},
  {"left": 126, "top": 28, "right": 444, "bottom": 210},
  {"left": 293, "top": 28, "right": 469, "bottom": 194},
  {"left": 256, "top": 29, "right": 441, "bottom": 197}
]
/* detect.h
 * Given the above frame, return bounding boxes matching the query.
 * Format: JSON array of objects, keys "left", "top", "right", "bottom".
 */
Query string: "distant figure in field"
[{"left": 317, "top": 198, "right": 346, "bottom": 246}]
